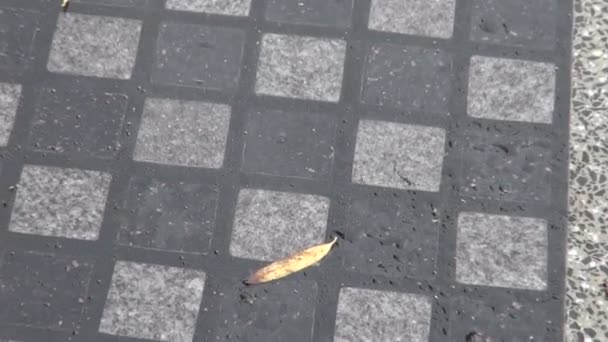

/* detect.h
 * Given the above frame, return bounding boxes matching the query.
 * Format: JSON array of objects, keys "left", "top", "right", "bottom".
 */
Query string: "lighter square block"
[
  {"left": 166, "top": 0, "right": 251, "bottom": 16},
  {"left": 9, "top": 165, "right": 111, "bottom": 240},
  {"left": 134, "top": 98, "right": 231, "bottom": 168},
  {"left": 47, "top": 13, "right": 142, "bottom": 79},
  {"left": 468, "top": 56, "right": 556, "bottom": 123},
  {"left": 334, "top": 287, "right": 432, "bottom": 342},
  {"left": 352, "top": 120, "right": 446, "bottom": 191},
  {"left": 230, "top": 189, "right": 329, "bottom": 261},
  {"left": 369, "top": 0, "right": 455, "bottom": 38},
  {"left": 456, "top": 212, "right": 548, "bottom": 290},
  {"left": 0, "top": 82, "right": 21, "bottom": 146},
  {"left": 255, "top": 34, "right": 346, "bottom": 102},
  {"left": 99, "top": 261, "right": 206, "bottom": 341}
]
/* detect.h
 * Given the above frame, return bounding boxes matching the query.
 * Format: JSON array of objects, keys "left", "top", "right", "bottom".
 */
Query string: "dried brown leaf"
[
  {"left": 246, "top": 237, "right": 337, "bottom": 285},
  {"left": 61, "top": 0, "right": 69, "bottom": 9}
]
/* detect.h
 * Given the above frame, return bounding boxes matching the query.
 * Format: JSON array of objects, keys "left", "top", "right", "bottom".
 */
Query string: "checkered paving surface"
[{"left": 0, "top": 0, "right": 572, "bottom": 341}]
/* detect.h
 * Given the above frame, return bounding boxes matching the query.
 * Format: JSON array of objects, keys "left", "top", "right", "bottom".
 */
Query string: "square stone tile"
[
  {"left": 30, "top": 87, "right": 128, "bottom": 158},
  {"left": 449, "top": 295, "right": 549, "bottom": 341},
  {"left": 230, "top": 189, "right": 329, "bottom": 261},
  {"left": 361, "top": 44, "right": 452, "bottom": 113},
  {"left": 265, "top": 0, "right": 354, "bottom": 28},
  {"left": 166, "top": 0, "right": 251, "bottom": 16},
  {"left": 470, "top": 0, "right": 556, "bottom": 48},
  {"left": 352, "top": 120, "right": 446, "bottom": 192},
  {"left": 241, "top": 109, "right": 337, "bottom": 180},
  {"left": 213, "top": 278, "right": 317, "bottom": 341},
  {"left": 335, "top": 287, "right": 432, "bottom": 342},
  {"left": 99, "top": 261, "right": 206, "bottom": 341},
  {"left": 0, "top": 82, "right": 21, "bottom": 146},
  {"left": 460, "top": 127, "right": 553, "bottom": 202},
  {"left": 0, "top": 251, "right": 93, "bottom": 331},
  {"left": 47, "top": 13, "right": 142, "bottom": 79},
  {"left": 342, "top": 192, "right": 439, "bottom": 279},
  {"left": 0, "top": 8, "right": 41, "bottom": 70},
  {"left": 368, "top": 0, "right": 455, "bottom": 38},
  {"left": 9, "top": 165, "right": 111, "bottom": 240},
  {"left": 133, "top": 98, "right": 231, "bottom": 168},
  {"left": 255, "top": 34, "right": 346, "bottom": 102},
  {"left": 73, "top": 0, "right": 148, "bottom": 6},
  {"left": 456, "top": 212, "right": 548, "bottom": 290},
  {"left": 117, "top": 177, "right": 218, "bottom": 254},
  {"left": 152, "top": 22, "right": 245, "bottom": 91},
  {"left": 468, "top": 56, "right": 556, "bottom": 124}
]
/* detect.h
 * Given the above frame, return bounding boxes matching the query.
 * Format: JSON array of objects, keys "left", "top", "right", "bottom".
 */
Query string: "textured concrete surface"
[
  {"left": 255, "top": 34, "right": 346, "bottom": 102},
  {"left": 241, "top": 109, "right": 337, "bottom": 180},
  {"left": 9, "top": 165, "right": 111, "bottom": 240},
  {"left": 456, "top": 212, "right": 548, "bottom": 290},
  {"left": 368, "top": 0, "right": 455, "bottom": 38},
  {"left": 334, "top": 287, "right": 432, "bottom": 342},
  {"left": 47, "top": 13, "right": 142, "bottom": 79},
  {"left": 361, "top": 44, "right": 452, "bottom": 113},
  {"left": 352, "top": 120, "right": 446, "bottom": 192},
  {"left": 0, "top": 0, "right": 574, "bottom": 341},
  {"left": 230, "top": 189, "right": 329, "bottom": 261},
  {"left": 99, "top": 261, "right": 206, "bottom": 341},
  {"left": 152, "top": 23, "right": 245, "bottom": 91},
  {"left": 468, "top": 56, "right": 556, "bottom": 124},
  {"left": 31, "top": 87, "right": 128, "bottom": 158},
  {"left": 0, "top": 82, "right": 21, "bottom": 146},
  {"left": 134, "top": 98, "right": 231, "bottom": 168},
  {"left": 265, "top": 0, "right": 353, "bottom": 28}
]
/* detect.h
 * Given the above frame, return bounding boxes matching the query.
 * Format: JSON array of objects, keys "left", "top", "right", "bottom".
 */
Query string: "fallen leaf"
[
  {"left": 246, "top": 237, "right": 337, "bottom": 285},
  {"left": 61, "top": 0, "right": 69, "bottom": 9}
]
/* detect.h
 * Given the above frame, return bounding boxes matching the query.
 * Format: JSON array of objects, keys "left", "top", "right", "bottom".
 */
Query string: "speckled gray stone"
[
  {"left": 352, "top": 120, "right": 446, "bottom": 192},
  {"left": 0, "top": 82, "right": 21, "bottom": 146},
  {"left": 99, "top": 261, "right": 206, "bottom": 341},
  {"left": 265, "top": 0, "right": 354, "bottom": 28},
  {"left": 73, "top": 0, "right": 148, "bottom": 6},
  {"left": 566, "top": 0, "right": 608, "bottom": 340},
  {"left": 47, "top": 13, "right": 142, "bottom": 79},
  {"left": 134, "top": 98, "right": 230, "bottom": 168},
  {"left": 368, "top": 0, "right": 455, "bottom": 38},
  {"left": 468, "top": 56, "right": 556, "bottom": 124},
  {"left": 230, "top": 189, "right": 329, "bottom": 261},
  {"left": 9, "top": 165, "right": 111, "bottom": 240},
  {"left": 166, "top": 0, "right": 251, "bottom": 16},
  {"left": 361, "top": 44, "right": 452, "bottom": 113},
  {"left": 334, "top": 287, "right": 432, "bottom": 342},
  {"left": 456, "top": 212, "right": 548, "bottom": 290},
  {"left": 255, "top": 34, "right": 346, "bottom": 102},
  {"left": 0, "top": 8, "right": 41, "bottom": 71}
]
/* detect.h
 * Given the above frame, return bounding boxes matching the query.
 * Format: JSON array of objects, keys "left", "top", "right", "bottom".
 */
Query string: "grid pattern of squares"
[{"left": 0, "top": 0, "right": 571, "bottom": 341}]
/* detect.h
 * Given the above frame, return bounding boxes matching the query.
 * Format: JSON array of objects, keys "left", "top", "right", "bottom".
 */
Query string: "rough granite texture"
[
  {"left": 0, "top": 82, "right": 21, "bottom": 146},
  {"left": 368, "top": 0, "right": 455, "bottom": 39},
  {"left": 99, "top": 261, "right": 206, "bottom": 341},
  {"left": 255, "top": 34, "right": 346, "bottom": 102},
  {"left": 134, "top": 98, "right": 231, "bottom": 168},
  {"left": 47, "top": 13, "right": 142, "bottom": 79},
  {"left": 566, "top": 0, "right": 608, "bottom": 340},
  {"left": 166, "top": 0, "right": 252, "bottom": 16},
  {"left": 334, "top": 287, "right": 432, "bottom": 342},
  {"left": 361, "top": 44, "right": 452, "bottom": 113},
  {"left": 456, "top": 212, "right": 548, "bottom": 290},
  {"left": 9, "top": 165, "right": 111, "bottom": 240},
  {"left": 352, "top": 120, "right": 446, "bottom": 192},
  {"left": 468, "top": 56, "right": 556, "bottom": 124},
  {"left": 230, "top": 189, "right": 329, "bottom": 261}
]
